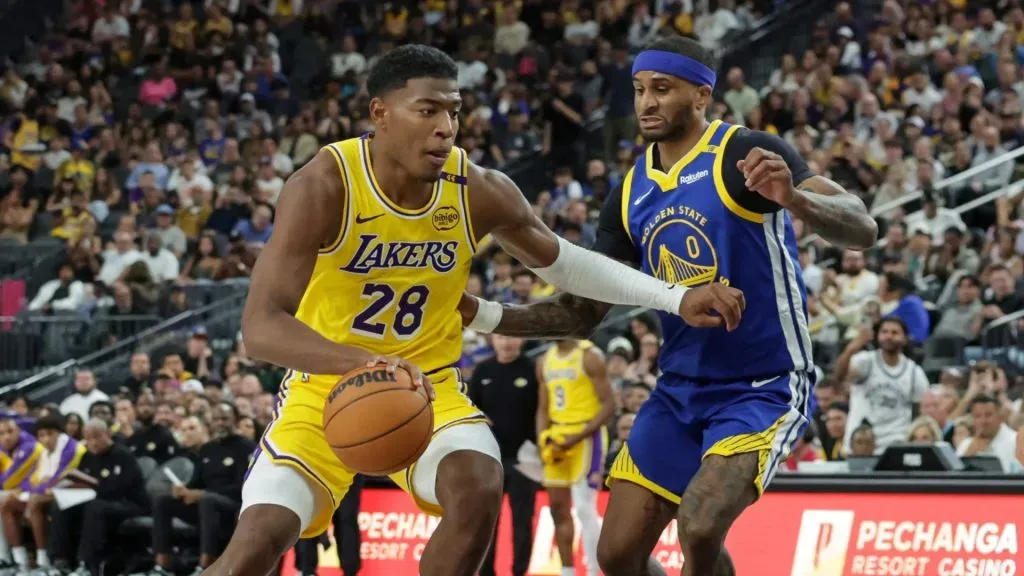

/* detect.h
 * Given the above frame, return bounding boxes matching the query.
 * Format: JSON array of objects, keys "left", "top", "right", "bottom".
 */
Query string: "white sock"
[
  {"left": 561, "top": 568, "right": 577, "bottom": 576},
  {"left": 11, "top": 547, "right": 27, "bottom": 567},
  {"left": 0, "top": 528, "right": 9, "bottom": 562},
  {"left": 572, "top": 480, "right": 601, "bottom": 576},
  {"left": 36, "top": 549, "right": 50, "bottom": 567}
]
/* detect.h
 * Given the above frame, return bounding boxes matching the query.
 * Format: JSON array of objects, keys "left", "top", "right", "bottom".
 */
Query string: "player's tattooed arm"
[
  {"left": 739, "top": 146, "right": 878, "bottom": 250},
  {"left": 787, "top": 176, "right": 879, "bottom": 250},
  {"left": 460, "top": 291, "right": 615, "bottom": 340}
]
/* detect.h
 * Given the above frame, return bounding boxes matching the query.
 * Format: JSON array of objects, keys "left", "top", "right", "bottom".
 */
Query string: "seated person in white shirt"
[
  {"left": 27, "top": 264, "right": 87, "bottom": 314},
  {"left": 139, "top": 234, "right": 181, "bottom": 283},
  {"left": 957, "top": 395, "right": 1021, "bottom": 473},
  {"left": 97, "top": 232, "right": 143, "bottom": 287}
]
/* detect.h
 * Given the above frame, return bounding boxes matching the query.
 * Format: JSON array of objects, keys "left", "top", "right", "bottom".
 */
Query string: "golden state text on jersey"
[
  {"left": 620, "top": 120, "right": 812, "bottom": 381},
  {"left": 295, "top": 135, "right": 477, "bottom": 389}
]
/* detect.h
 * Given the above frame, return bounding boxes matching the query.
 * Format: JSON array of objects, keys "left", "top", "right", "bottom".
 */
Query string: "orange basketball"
[{"left": 323, "top": 365, "right": 433, "bottom": 475}]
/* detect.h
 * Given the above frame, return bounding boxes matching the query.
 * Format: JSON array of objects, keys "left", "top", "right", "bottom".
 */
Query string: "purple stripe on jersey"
[
  {"left": 243, "top": 446, "right": 263, "bottom": 484},
  {"left": 587, "top": 430, "right": 604, "bottom": 489}
]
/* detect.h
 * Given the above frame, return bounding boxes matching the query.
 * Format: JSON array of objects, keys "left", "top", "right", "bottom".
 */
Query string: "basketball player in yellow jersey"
[
  {"left": 207, "top": 44, "right": 745, "bottom": 576},
  {"left": 537, "top": 340, "right": 614, "bottom": 576}
]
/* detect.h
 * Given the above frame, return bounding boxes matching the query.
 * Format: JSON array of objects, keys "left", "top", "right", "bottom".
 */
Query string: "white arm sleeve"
[{"left": 527, "top": 236, "right": 687, "bottom": 315}]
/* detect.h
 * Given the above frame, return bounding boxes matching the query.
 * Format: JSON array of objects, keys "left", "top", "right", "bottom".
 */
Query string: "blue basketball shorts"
[{"left": 608, "top": 370, "right": 813, "bottom": 503}]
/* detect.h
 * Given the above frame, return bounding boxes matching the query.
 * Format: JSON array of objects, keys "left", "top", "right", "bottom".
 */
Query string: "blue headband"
[{"left": 632, "top": 50, "right": 717, "bottom": 89}]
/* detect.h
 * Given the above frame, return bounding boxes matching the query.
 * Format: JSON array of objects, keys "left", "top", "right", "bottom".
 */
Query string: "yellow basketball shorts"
[
  {"left": 255, "top": 368, "right": 486, "bottom": 537},
  {"left": 541, "top": 422, "right": 608, "bottom": 489}
]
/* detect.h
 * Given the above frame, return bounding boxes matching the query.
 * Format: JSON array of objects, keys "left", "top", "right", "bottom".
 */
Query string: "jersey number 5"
[{"left": 352, "top": 283, "right": 429, "bottom": 340}]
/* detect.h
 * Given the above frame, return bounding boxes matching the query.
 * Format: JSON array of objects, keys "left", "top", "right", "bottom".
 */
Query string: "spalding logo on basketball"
[
  {"left": 327, "top": 368, "right": 397, "bottom": 404},
  {"left": 323, "top": 365, "right": 433, "bottom": 476}
]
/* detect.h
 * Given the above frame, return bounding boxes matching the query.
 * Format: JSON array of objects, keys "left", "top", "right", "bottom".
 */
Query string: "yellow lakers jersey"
[
  {"left": 542, "top": 341, "right": 601, "bottom": 425},
  {"left": 296, "top": 136, "right": 476, "bottom": 390}
]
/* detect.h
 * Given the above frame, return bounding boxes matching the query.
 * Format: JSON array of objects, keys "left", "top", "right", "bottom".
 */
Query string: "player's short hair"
[
  {"left": 968, "top": 394, "right": 998, "bottom": 412},
  {"left": 89, "top": 400, "right": 114, "bottom": 415},
  {"left": 957, "top": 274, "right": 980, "bottom": 289},
  {"left": 35, "top": 415, "right": 65, "bottom": 434},
  {"left": 878, "top": 316, "right": 908, "bottom": 336},
  {"left": 366, "top": 44, "right": 459, "bottom": 98},
  {"left": 643, "top": 35, "right": 717, "bottom": 72}
]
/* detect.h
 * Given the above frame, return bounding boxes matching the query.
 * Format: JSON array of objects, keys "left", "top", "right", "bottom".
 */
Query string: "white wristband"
[{"left": 467, "top": 297, "right": 503, "bottom": 333}]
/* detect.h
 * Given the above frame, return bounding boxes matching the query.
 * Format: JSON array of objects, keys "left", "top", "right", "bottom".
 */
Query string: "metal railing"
[
  {"left": 0, "top": 291, "right": 248, "bottom": 401},
  {"left": 0, "top": 313, "right": 163, "bottom": 384},
  {"left": 873, "top": 178, "right": 1024, "bottom": 251},
  {"left": 802, "top": 145, "right": 1024, "bottom": 249},
  {"left": 0, "top": 243, "right": 66, "bottom": 280},
  {"left": 872, "top": 145, "right": 1024, "bottom": 216},
  {"left": 978, "top": 306, "right": 1024, "bottom": 351}
]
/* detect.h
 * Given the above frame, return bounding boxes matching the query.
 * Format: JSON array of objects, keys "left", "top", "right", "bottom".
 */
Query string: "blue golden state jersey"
[
  {"left": 296, "top": 136, "right": 477, "bottom": 390},
  {"left": 620, "top": 120, "right": 813, "bottom": 380}
]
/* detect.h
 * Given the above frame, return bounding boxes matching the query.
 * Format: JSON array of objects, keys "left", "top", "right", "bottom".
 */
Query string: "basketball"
[{"left": 322, "top": 365, "right": 433, "bottom": 475}]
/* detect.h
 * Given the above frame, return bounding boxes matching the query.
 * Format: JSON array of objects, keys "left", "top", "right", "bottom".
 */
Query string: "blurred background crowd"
[{"left": 1, "top": 0, "right": 1024, "bottom": 574}]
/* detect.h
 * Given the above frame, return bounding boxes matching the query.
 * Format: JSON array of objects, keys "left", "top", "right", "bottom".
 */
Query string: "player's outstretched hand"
[
  {"left": 678, "top": 283, "right": 746, "bottom": 331},
  {"left": 366, "top": 355, "right": 435, "bottom": 401},
  {"left": 738, "top": 147, "right": 795, "bottom": 206}
]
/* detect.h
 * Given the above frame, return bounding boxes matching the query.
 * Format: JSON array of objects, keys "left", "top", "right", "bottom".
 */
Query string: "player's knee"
[
  {"left": 441, "top": 454, "right": 503, "bottom": 525},
  {"left": 678, "top": 505, "right": 725, "bottom": 547},
  {"left": 231, "top": 504, "right": 301, "bottom": 557},
  {"left": 548, "top": 499, "right": 572, "bottom": 525},
  {"left": 596, "top": 534, "right": 643, "bottom": 576}
]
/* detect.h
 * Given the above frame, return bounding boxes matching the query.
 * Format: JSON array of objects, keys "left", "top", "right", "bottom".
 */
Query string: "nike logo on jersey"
[
  {"left": 355, "top": 213, "right": 385, "bottom": 224},
  {"left": 633, "top": 186, "right": 656, "bottom": 206},
  {"left": 751, "top": 375, "right": 782, "bottom": 388},
  {"left": 679, "top": 169, "right": 709, "bottom": 185},
  {"left": 481, "top": 378, "right": 492, "bottom": 386}
]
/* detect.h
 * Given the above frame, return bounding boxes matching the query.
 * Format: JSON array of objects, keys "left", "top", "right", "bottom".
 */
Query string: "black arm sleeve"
[
  {"left": 722, "top": 129, "right": 816, "bottom": 214},
  {"left": 591, "top": 182, "right": 639, "bottom": 265}
]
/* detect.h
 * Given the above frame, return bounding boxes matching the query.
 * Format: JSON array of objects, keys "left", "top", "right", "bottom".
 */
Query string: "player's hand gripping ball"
[{"left": 323, "top": 359, "right": 433, "bottom": 475}]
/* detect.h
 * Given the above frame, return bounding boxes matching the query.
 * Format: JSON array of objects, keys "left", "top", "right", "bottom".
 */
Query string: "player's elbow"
[
  {"left": 849, "top": 216, "right": 879, "bottom": 251},
  {"left": 240, "top": 300, "right": 275, "bottom": 362}
]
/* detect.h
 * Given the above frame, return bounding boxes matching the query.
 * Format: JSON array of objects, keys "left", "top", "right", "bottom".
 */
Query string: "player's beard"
[
  {"left": 878, "top": 338, "right": 904, "bottom": 353},
  {"left": 641, "top": 101, "right": 697, "bottom": 143}
]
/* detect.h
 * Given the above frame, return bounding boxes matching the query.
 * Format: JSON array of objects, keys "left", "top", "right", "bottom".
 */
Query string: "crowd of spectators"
[{"left": 2, "top": 0, "right": 1024, "bottom": 574}]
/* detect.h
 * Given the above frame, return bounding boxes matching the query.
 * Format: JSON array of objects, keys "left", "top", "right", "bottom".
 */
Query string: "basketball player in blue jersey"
[
  {"left": 461, "top": 35, "right": 878, "bottom": 575},
  {"left": 208, "top": 44, "right": 747, "bottom": 576}
]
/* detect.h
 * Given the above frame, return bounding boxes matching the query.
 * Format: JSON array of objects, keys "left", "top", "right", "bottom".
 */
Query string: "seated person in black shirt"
[
  {"left": 148, "top": 402, "right": 254, "bottom": 575},
  {"left": 49, "top": 419, "right": 148, "bottom": 576},
  {"left": 124, "top": 389, "right": 179, "bottom": 463},
  {"left": 177, "top": 415, "right": 210, "bottom": 459}
]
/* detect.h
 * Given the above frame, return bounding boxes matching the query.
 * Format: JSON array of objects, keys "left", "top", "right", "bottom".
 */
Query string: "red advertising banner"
[{"left": 282, "top": 489, "right": 1023, "bottom": 576}]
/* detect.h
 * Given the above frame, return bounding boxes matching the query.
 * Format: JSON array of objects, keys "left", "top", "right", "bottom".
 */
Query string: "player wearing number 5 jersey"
[
  {"left": 537, "top": 341, "right": 614, "bottom": 576},
  {"left": 208, "top": 45, "right": 745, "bottom": 576}
]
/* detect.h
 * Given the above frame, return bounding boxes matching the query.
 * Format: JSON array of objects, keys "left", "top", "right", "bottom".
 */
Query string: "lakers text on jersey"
[
  {"left": 608, "top": 121, "right": 810, "bottom": 504},
  {"left": 540, "top": 342, "right": 607, "bottom": 488},
  {"left": 257, "top": 136, "right": 487, "bottom": 536}
]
